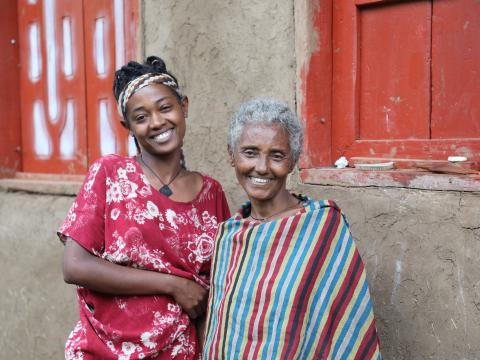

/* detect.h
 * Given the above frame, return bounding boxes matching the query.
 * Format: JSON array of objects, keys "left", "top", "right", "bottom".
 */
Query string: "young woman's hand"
[{"left": 170, "top": 278, "right": 208, "bottom": 319}]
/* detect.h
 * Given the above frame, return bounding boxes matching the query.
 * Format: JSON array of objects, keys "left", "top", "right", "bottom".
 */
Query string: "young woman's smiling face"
[
  {"left": 124, "top": 83, "right": 188, "bottom": 157},
  {"left": 230, "top": 123, "right": 294, "bottom": 203}
]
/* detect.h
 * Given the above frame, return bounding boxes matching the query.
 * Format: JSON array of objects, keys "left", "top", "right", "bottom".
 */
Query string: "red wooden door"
[
  {"left": 18, "top": 0, "right": 88, "bottom": 174},
  {"left": 0, "top": 1, "right": 21, "bottom": 177},
  {"left": 332, "top": 0, "right": 480, "bottom": 165},
  {"left": 83, "top": 0, "right": 138, "bottom": 163},
  {"left": 17, "top": 0, "right": 138, "bottom": 174}
]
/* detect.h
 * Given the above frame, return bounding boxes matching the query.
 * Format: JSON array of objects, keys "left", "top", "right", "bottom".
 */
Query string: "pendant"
[{"left": 159, "top": 185, "right": 173, "bottom": 197}]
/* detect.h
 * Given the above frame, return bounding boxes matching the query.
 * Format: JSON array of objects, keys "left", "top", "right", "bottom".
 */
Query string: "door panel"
[
  {"left": 359, "top": 1, "right": 431, "bottom": 140},
  {"left": 84, "top": 0, "right": 128, "bottom": 164},
  {"left": 18, "top": 0, "right": 88, "bottom": 173},
  {"left": 431, "top": 0, "right": 480, "bottom": 139}
]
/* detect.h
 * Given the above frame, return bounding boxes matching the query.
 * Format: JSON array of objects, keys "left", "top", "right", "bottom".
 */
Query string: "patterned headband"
[{"left": 116, "top": 73, "right": 179, "bottom": 116}]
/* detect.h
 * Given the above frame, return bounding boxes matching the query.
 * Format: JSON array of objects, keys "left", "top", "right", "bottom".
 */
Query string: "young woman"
[
  {"left": 203, "top": 98, "right": 381, "bottom": 359},
  {"left": 59, "top": 56, "right": 230, "bottom": 359}
]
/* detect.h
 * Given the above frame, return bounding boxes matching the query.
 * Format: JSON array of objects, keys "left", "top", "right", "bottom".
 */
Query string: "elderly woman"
[{"left": 202, "top": 98, "right": 381, "bottom": 359}]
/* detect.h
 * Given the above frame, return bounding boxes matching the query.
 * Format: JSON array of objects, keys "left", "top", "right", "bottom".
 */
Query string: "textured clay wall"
[
  {"left": 0, "top": 190, "right": 76, "bottom": 359},
  {"left": 143, "top": 0, "right": 296, "bottom": 206}
]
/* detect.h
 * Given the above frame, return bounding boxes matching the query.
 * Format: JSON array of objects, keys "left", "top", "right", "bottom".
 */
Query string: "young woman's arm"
[{"left": 62, "top": 237, "right": 207, "bottom": 319}]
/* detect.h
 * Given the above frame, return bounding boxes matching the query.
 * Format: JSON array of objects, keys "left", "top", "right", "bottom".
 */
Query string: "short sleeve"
[
  {"left": 57, "top": 159, "right": 107, "bottom": 255},
  {"left": 217, "top": 187, "right": 231, "bottom": 222}
]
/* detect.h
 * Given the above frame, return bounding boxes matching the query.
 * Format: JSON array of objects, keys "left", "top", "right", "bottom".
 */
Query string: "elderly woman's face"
[{"left": 230, "top": 123, "right": 294, "bottom": 203}]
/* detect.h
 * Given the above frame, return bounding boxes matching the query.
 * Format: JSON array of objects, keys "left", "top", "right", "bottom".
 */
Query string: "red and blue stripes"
[{"left": 203, "top": 200, "right": 381, "bottom": 359}]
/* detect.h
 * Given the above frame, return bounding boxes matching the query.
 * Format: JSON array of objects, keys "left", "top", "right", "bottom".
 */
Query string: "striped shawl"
[{"left": 203, "top": 199, "right": 381, "bottom": 359}]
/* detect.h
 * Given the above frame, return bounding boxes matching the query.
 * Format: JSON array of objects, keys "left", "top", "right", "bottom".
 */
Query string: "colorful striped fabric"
[{"left": 203, "top": 199, "right": 381, "bottom": 359}]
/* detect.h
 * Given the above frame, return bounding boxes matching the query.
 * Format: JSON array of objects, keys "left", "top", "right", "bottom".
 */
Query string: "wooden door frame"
[{"left": 295, "top": 0, "right": 333, "bottom": 169}]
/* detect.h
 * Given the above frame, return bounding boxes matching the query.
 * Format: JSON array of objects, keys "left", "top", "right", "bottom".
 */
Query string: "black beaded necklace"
[{"left": 139, "top": 154, "right": 183, "bottom": 197}]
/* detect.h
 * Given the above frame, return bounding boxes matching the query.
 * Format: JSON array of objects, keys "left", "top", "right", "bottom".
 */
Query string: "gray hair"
[{"left": 228, "top": 98, "right": 304, "bottom": 163}]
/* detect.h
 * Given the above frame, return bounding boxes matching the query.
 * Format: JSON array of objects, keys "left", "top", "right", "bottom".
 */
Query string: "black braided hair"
[
  {"left": 113, "top": 56, "right": 186, "bottom": 166},
  {"left": 113, "top": 56, "right": 181, "bottom": 104}
]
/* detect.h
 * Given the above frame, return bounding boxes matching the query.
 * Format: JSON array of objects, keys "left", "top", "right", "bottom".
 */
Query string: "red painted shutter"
[
  {"left": 18, "top": 0, "right": 88, "bottom": 174},
  {"left": 329, "top": 0, "right": 480, "bottom": 167},
  {"left": 17, "top": 0, "right": 138, "bottom": 175}
]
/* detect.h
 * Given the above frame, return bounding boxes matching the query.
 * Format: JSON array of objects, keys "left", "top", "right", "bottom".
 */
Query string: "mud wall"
[
  {"left": 142, "top": 0, "right": 296, "bottom": 205},
  {"left": 0, "top": 190, "right": 76, "bottom": 359}
]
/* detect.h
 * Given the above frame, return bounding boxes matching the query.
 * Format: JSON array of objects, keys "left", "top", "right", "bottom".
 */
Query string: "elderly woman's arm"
[{"left": 62, "top": 237, "right": 207, "bottom": 319}]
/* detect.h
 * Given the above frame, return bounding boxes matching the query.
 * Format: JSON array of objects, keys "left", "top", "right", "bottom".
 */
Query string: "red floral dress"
[{"left": 58, "top": 155, "right": 230, "bottom": 360}]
